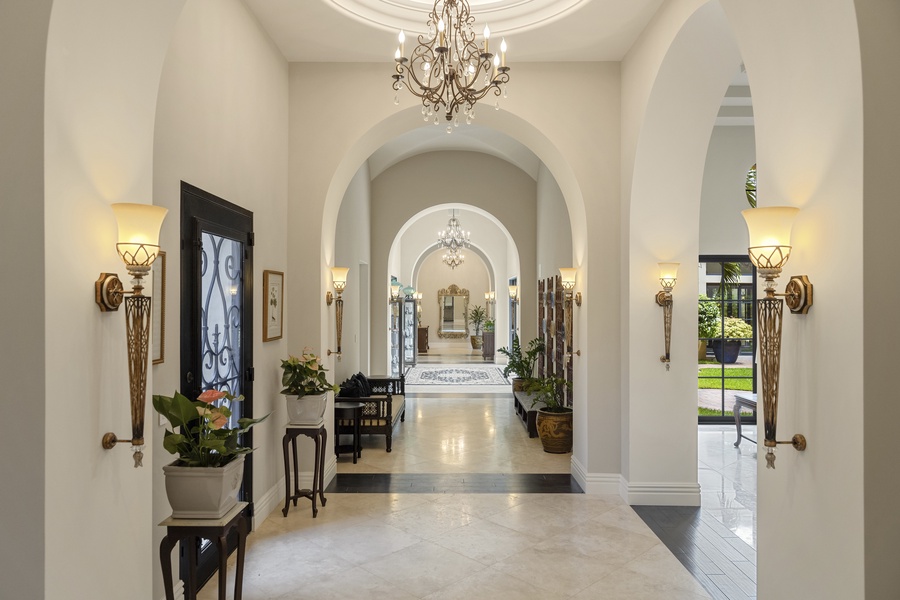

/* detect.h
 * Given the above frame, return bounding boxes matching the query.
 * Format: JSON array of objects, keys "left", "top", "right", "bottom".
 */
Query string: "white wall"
[
  {"left": 0, "top": 1, "right": 52, "bottom": 596},
  {"left": 536, "top": 163, "right": 574, "bottom": 278},
  {"left": 416, "top": 250, "right": 491, "bottom": 347},
  {"left": 43, "top": 1, "right": 186, "bottom": 597},
  {"left": 699, "top": 126, "right": 755, "bottom": 254},
  {"left": 334, "top": 163, "right": 372, "bottom": 382},
  {"left": 151, "top": 1, "right": 289, "bottom": 597},
  {"left": 857, "top": 1, "right": 900, "bottom": 595}
]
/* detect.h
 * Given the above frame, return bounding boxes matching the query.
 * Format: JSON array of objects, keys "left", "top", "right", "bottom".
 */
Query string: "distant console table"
[
  {"left": 482, "top": 331, "right": 495, "bottom": 361},
  {"left": 733, "top": 392, "right": 757, "bottom": 447},
  {"left": 418, "top": 326, "right": 429, "bottom": 353}
]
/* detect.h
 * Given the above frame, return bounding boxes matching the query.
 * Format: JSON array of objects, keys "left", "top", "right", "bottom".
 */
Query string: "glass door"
[
  {"left": 698, "top": 256, "right": 757, "bottom": 424},
  {"left": 180, "top": 182, "right": 254, "bottom": 595}
]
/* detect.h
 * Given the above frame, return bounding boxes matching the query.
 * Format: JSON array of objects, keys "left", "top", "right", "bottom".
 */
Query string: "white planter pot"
[
  {"left": 285, "top": 393, "right": 328, "bottom": 425},
  {"left": 163, "top": 455, "right": 244, "bottom": 519}
]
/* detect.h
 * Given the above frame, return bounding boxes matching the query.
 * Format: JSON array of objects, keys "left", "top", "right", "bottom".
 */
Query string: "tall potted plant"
[
  {"left": 281, "top": 349, "right": 339, "bottom": 424},
  {"left": 523, "top": 375, "right": 573, "bottom": 453},
  {"left": 709, "top": 317, "right": 753, "bottom": 364},
  {"left": 153, "top": 389, "right": 268, "bottom": 518},
  {"left": 498, "top": 335, "right": 545, "bottom": 392},
  {"left": 468, "top": 305, "right": 486, "bottom": 349},
  {"left": 698, "top": 294, "right": 720, "bottom": 361}
]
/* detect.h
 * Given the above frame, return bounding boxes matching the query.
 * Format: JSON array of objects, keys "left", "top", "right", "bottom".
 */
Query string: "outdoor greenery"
[
  {"left": 698, "top": 407, "right": 755, "bottom": 417},
  {"left": 468, "top": 305, "right": 486, "bottom": 336},
  {"left": 484, "top": 319, "right": 494, "bottom": 332},
  {"left": 498, "top": 335, "right": 545, "bottom": 380},
  {"left": 698, "top": 295, "right": 720, "bottom": 339},
  {"left": 698, "top": 367, "right": 753, "bottom": 391},
  {"left": 712, "top": 317, "right": 753, "bottom": 340}
]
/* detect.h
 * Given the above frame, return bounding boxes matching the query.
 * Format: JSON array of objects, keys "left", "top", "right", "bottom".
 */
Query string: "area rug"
[{"left": 405, "top": 365, "right": 509, "bottom": 386}]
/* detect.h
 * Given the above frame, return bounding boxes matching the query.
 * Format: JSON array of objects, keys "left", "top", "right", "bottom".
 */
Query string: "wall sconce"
[
  {"left": 326, "top": 267, "right": 349, "bottom": 359},
  {"left": 95, "top": 203, "right": 168, "bottom": 467},
  {"left": 559, "top": 268, "right": 581, "bottom": 359},
  {"left": 390, "top": 282, "right": 402, "bottom": 301},
  {"left": 508, "top": 284, "right": 519, "bottom": 304},
  {"left": 742, "top": 206, "right": 813, "bottom": 468},
  {"left": 655, "top": 262, "right": 678, "bottom": 369}
]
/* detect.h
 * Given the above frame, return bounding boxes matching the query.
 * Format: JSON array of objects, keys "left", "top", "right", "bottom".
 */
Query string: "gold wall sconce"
[
  {"left": 742, "top": 206, "right": 813, "bottom": 468},
  {"left": 655, "top": 262, "right": 678, "bottom": 369},
  {"left": 327, "top": 267, "right": 349, "bottom": 358},
  {"left": 559, "top": 268, "right": 581, "bottom": 359},
  {"left": 95, "top": 203, "right": 168, "bottom": 467},
  {"left": 508, "top": 284, "right": 519, "bottom": 304},
  {"left": 390, "top": 282, "right": 402, "bottom": 302}
]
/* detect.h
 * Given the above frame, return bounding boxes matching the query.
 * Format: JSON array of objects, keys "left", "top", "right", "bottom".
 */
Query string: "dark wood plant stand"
[
  {"left": 282, "top": 423, "right": 327, "bottom": 517},
  {"left": 159, "top": 501, "right": 249, "bottom": 600}
]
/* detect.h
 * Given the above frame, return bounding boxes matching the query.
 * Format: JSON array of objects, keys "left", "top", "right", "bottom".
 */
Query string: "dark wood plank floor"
[{"left": 634, "top": 505, "right": 756, "bottom": 600}]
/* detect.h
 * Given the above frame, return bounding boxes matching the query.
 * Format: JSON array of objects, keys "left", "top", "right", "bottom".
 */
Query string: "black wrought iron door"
[{"left": 179, "top": 182, "right": 254, "bottom": 596}]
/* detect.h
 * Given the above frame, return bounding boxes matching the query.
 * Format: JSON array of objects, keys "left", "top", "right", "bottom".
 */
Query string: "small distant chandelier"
[
  {"left": 437, "top": 209, "right": 470, "bottom": 253},
  {"left": 391, "top": 0, "right": 510, "bottom": 133},
  {"left": 443, "top": 248, "right": 465, "bottom": 269}
]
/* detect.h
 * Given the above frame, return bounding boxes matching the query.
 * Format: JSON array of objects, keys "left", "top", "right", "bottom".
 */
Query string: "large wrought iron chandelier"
[{"left": 392, "top": 0, "right": 510, "bottom": 133}]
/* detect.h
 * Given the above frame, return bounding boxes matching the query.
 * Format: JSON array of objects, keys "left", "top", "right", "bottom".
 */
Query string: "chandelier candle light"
[
  {"left": 438, "top": 209, "right": 470, "bottom": 269},
  {"left": 392, "top": 0, "right": 511, "bottom": 133}
]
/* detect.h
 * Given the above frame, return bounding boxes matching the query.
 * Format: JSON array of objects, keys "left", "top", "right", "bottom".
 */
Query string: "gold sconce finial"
[
  {"left": 742, "top": 206, "right": 813, "bottom": 468},
  {"left": 655, "top": 262, "right": 678, "bottom": 369},
  {"left": 327, "top": 267, "right": 349, "bottom": 359},
  {"left": 96, "top": 203, "right": 168, "bottom": 467}
]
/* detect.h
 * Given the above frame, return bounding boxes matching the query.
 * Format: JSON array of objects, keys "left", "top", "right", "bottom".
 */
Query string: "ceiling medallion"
[{"left": 391, "top": 0, "right": 510, "bottom": 133}]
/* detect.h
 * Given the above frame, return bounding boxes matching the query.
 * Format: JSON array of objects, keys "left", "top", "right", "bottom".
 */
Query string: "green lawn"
[
  {"left": 698, "top": 367, "right": 753, "bottom": 391},
  {"left": 698, "top": 407, "right": 755, "bottom": 417}
]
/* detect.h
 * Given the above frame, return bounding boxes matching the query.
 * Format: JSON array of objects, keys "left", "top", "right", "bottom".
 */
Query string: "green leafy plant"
[
  {"left": 152, "top": 390, "right": 268, "bottom": 468},
  {"left": 714, "top": 317, "right": 753, "bottom": 340},
  {"left": 498, "top": 335, "right": 545, "bottom": 380},
  {"left": 280, "top": 349, "right": 340, "bottom": 396},
  {"left": 698, "top": 295, "right": 720, "bottom": 339},
  {"left": 523, "top": 376, "right": 573, "bottom": 412},
  {"left": 468, "top": 305, "right": 486, "bottom": 336},
  {"left": 484, "top": 319, "right": 495, "bottom": 333}
]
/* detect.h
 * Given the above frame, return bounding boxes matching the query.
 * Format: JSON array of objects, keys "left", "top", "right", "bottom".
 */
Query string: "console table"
[
  {"left": 733, "top": 392, "right": 758, "bottom": 447},
  {"left": 159, "top": 501, "right": 249, "bottom": 600},
  {"left": 282, "top": 422, "right": 327, "bottom": 517}
]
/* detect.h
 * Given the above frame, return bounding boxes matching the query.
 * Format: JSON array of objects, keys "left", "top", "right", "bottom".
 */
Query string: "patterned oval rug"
[{"left": 405, "top": 365, "right": 509, "bottom": 386}]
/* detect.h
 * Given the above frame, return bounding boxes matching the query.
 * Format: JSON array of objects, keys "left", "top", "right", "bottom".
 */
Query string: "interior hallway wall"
[
  {"left": 151, "top": 1, "right": 289, "bottom": 596},
  {"left": 0, "top": 1, "right": 52, "bottom": 596},
  {"left": 699, "top": 126, "right": 755, "bottom": 255},
  {"left": 536, "top": 163, "right": 574, "bottom": 279}
]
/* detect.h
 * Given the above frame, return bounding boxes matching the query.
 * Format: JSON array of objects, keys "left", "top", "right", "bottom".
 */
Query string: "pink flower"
[
  {"left": 208, "top": 410, "right": 228, "bottom": 430},
  {"left": 198, "top": 389, "right": 227, "bottom": 404}
]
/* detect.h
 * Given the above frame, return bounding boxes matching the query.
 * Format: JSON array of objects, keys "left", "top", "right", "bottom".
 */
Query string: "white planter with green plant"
[{"left": 280, "top": 349, "right": 339, "bottom": 425}]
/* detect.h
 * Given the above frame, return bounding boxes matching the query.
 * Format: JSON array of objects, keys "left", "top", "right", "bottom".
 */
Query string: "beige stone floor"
[{"left": 197, "top": 383, "right": 711, "bottom": 599}]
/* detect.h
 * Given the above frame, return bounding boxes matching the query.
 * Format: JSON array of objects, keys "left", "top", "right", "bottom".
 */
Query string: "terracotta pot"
[
  {"left": 536, "top": 409, "right": 573, "bottom": 454},
  {"left": 470, "top": 335, "right": 483, "bottom": 349},
  {"left": 698, "top": 340, "right": 708, "bottom": 362},
  {"left": 163, "top": 455, "right": 244, "bottom": 519},
  {"left": 511, "top": 377, "right": 526, "bottom": 392},
  {"left": 285, "top": 393, "right": 327, "bottom": 425}
]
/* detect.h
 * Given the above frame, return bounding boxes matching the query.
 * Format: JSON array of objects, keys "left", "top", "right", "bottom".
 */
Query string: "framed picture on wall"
[
  {"left": 263, "top": 270, "right": 284, "bottom": 342},
  {"left": 152, "top": 250, "right": 167, "bottom": 365}
]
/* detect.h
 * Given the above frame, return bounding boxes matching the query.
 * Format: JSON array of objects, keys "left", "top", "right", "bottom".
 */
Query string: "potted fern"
[{"left": 498, "top": 335, "right": 545, "bottom": 392}]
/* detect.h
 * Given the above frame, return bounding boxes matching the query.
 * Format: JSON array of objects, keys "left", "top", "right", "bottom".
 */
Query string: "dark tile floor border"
[{"left": 325, "top": 472, "right": 584, "bottom": 494}]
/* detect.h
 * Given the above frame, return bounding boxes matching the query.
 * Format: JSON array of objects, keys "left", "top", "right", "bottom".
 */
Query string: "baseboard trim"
[
  {"left": 570, "top": 457, "right": 621, "bottom": 495},
  {"left": 622, "top": 480, "right": 701, "bottom": 506},
  {"left": 252, "top": 477, "right": 284, "bottom": 530}
]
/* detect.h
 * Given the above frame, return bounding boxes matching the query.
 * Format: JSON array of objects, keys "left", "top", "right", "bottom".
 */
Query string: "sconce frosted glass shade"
[
  {"left": 111, "top": 203, "right": 168, "bottom": 267},
  {"left": 741, "top": 206, "right": 799, "bottom": 269},
  {"left": 658, "top": 262, "right": 679, "bottom": 289},
  {"left": 331, "top": 266, "right": 349, "bottom": 291},
  {"left": 391, "top": 283, "right": 402, "bottom": 298},
  {"left": 559, "top": 268, "right": 577, "bottom": 291},
  {"left": 508, "top": 284, "right": 518, "bottom": 299}
]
